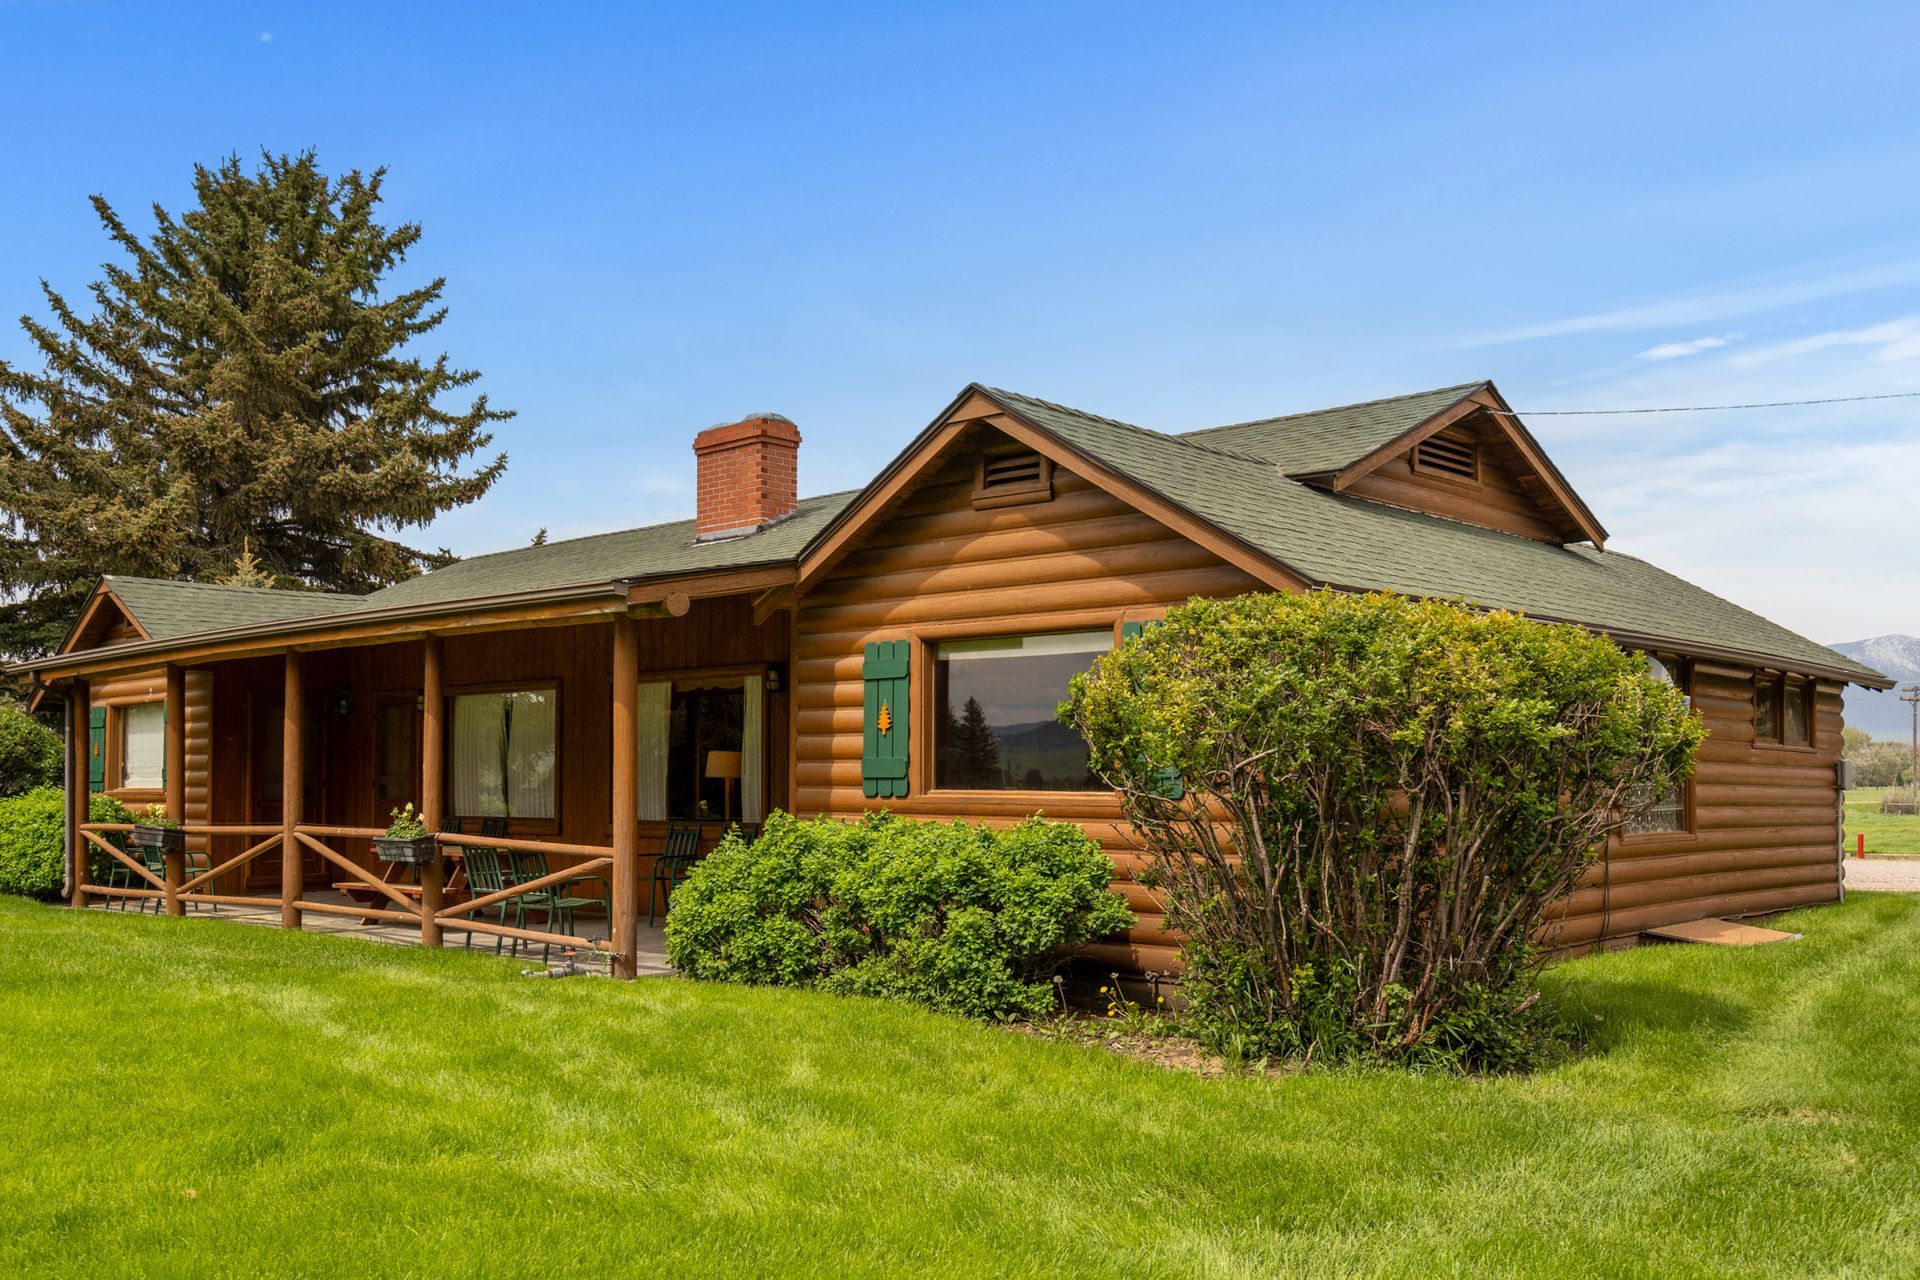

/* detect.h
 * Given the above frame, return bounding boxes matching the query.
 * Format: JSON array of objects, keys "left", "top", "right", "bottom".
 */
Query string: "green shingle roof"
[
  {"left": 104, "top": 576, "right": 368, "bottom": 640},
  {"left": 980, "top": 386, "right": 1886, "bottom": 686},
  {"left": 54, "top": 381, "right": 1886, "bottom": 689},
  {"left": 1178, "top": 381, "right": 1486, "bottom": 475},
  {"left": 356, "top": 489, "right": 859, "bottom": 609}
]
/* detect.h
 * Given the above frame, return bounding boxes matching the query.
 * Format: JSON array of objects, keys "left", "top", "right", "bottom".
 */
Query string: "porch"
[{"left": 66, "top": 594, "right": 789, "bottom": 978}]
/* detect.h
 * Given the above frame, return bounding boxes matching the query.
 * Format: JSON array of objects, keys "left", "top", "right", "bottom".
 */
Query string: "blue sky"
[{"left": 4, "top": 1, "right": 1918, "bottom": 640}]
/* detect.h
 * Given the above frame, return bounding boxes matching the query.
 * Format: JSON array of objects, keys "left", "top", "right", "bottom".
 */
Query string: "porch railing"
[{"left": 78, "top": 822, "right": 619, "bottom": 957}]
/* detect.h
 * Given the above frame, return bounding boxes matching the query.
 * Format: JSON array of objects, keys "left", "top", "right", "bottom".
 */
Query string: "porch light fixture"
[
  {"left": 766, "top": 664, "right": 783, "bottom": 693},
  {"left": 334, "top": 691, "right": 354, "bottom": 717}
]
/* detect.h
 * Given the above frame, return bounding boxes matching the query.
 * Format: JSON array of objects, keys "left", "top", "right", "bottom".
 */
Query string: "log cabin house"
[{"left": 15, "top": 380, "right": 1892, "bottom": 977}]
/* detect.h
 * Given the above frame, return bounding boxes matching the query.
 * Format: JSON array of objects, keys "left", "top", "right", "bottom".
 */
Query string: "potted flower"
[
  {"left": 131, "top": 804, "right": 184, "bottom": 855},
  {"left": 373, "top": 804, "right": 437, "bottom": 864}
]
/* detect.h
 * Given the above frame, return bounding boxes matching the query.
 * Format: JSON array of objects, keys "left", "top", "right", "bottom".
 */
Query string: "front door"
[
  {"left": 373, "top": 697, "right": 422, "bottom": 824},
  {"left": 245, "top": 695, "right": 327, "bottom": 890}
]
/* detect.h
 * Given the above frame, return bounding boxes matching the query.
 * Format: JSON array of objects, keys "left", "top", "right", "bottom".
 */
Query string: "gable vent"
[
  {"left": 1412, "top": 436, "right": 1479, "bottom": 481},
  {"left": 973, "top": 451, "right": 1054, "bottom": 509}
]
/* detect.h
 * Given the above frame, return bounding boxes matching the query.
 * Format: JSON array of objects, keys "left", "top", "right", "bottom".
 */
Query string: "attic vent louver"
[
  {"left": 1412, "top": 436, "right": 1479, "bottom": 481},
  {"left": 972, "top": 451, "right": 1054, "bottom": 509}
]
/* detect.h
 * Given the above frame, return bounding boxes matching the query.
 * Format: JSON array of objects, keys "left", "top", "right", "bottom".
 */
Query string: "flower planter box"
[
  {"left": 373, "top": 835, "right": 438, "bottom": 865},
  {"left": 131, "top": 823, "right": 184, "bottom": 855}
]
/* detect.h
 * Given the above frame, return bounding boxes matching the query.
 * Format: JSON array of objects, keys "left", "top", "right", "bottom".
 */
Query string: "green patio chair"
[
  {"left": 458, "top": 844, "right": 514, "bottom": 955},
  {"left": 509, "top": 847, "right": 611, "bottom": 961},
  {"left": 92, "top": 828, "right": 136, "bottom": 910},
  {"left": 647, "top": 822, "right": 704, "bottom": 927}
]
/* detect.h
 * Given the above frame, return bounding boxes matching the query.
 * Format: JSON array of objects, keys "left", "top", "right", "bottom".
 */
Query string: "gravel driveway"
[{"left": 1845, "top": 859, "right": 1920, "bottom": 892}]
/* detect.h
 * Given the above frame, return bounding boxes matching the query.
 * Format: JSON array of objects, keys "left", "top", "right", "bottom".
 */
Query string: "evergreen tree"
[
  {"left": 0, "top": 151, "right": 509, "bottom": 656},
  {"left": 949, "top": 696, "right": 1002, "bottom": 788},
  {"left": 215, "top": 538, "right": 275, "bottom": 589}
]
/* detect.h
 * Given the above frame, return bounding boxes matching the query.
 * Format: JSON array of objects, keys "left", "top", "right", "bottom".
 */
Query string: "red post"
[{"left": 1857, "top": 832, "right": 1866, "bottom": 859}]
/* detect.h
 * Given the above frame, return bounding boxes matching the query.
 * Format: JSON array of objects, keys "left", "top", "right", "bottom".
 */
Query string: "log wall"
[{"left": 793, "top": 436, "right": 1270, "bottom": 973}]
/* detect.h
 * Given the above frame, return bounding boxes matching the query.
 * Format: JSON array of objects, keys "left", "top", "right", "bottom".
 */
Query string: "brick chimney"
[{"left": 692, "top": 413, "right": 802, "bottom": 540}]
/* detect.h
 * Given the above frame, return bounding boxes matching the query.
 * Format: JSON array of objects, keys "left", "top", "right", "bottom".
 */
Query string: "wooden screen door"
[
  {"left": 246, "top": 695, "right": 327, "bottom": 889},
  {"left": 373, "top": 696, "right": 422, "bottom": 822}
]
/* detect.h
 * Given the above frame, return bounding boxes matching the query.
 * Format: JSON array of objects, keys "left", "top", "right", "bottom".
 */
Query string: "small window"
[
  {"left": 933, "top": 630, "right": 1109, "bottom": 791},
  {"left": 972, "top": 451, "right": 1053, "bottom": 509},
  {"left": 1754, "top": 674, "right": 1780, "bottom": 743},
  {"left": 450, "top": 689, "right": 557, "bottom": 820},
  {"left": 1412, "top": 435, "right": 1479, "bottom": 481},
  {"left": 120, "top": 702, "right": 164, "bottom": 789},
  {"left": 1626, "top": 654, "right": 1689, "bottom": 835},
  {"left": 1784, "top": 679, "right": 1812, "bottom": 746}
]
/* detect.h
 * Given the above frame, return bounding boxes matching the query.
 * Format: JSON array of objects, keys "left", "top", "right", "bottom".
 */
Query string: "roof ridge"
[
  {"left": 1181, "top": 380, "right": 1488, "bottom": 440},
  {"left": 980, "top": 385, "right": 1277, "bottom": 467}
]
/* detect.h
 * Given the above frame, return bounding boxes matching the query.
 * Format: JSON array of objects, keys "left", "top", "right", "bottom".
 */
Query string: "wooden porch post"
[
  {"left": 163, "top": 664, "right": 187, "bottom": 917},
  {"left": 419, "top": 635, "right": 445, "bottom": 948},
  {"left": 610, "top": 615, "right": 640, "bottom": 979},
  {"left": 69, "top": 678, "right": 91, "bottom": 909},
  {"left": 281, "top": 651, "right": 303, "bottom": 930}
]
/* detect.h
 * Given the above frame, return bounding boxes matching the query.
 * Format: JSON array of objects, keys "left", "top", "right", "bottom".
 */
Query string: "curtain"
[
  {"left": 451, "top": 694, "right": 507, "bottom": 817},
  {"left": 450, "top": 690, "right": 557, "bottom": 819},
  {"left": 636, "top": 681, "right": 670, "bottom": 822},
  {"left": 504, "top": 690, "right": 556, "bottom": 819},
  {"left": 741, "top": 674, "right": 764, "bottom": 821},
  {"left": 121, "top": 702, "right": 164, "bottom": 789}
]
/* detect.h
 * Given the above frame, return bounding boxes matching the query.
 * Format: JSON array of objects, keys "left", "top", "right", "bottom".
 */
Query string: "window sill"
[{"left": 925, "top": 787, "right": 1118, "bottom": 802}]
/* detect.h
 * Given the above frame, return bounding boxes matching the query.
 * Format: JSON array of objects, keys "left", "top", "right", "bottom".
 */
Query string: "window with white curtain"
[
  {"left": 636, "top": 674, "right": 765, "bottom": 823},
  {"left": 120, "top": 702, "right": 164, "bottom": 789},
  {"left": 450, "top": 688, "right": 556, "bottom": 820}
]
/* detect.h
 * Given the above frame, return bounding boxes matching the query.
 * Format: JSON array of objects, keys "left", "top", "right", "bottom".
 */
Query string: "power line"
[{"left": 1492, "top": 389, "right": 1920, "bottom": 416}]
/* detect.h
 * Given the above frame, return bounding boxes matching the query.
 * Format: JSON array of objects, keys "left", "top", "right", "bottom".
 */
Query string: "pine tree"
[
  {"left": 949, "top": 695, "right": 1002, "bottom": 788},
  {"left": 215, "top": 538, "right": 275, "bottom": 589},
  {"left": 0, "top": 151, "right": 510, "bottom": 656}
]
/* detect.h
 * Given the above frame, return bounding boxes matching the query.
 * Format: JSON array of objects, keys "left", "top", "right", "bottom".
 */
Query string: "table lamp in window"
[{"left": 705, "top": 750, "right": 742, "bottom": 822}]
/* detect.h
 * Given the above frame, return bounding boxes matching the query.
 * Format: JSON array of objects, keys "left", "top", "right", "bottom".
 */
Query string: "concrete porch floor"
[{"left": 86, "top": 889, "right": 676, "bottom": 977}]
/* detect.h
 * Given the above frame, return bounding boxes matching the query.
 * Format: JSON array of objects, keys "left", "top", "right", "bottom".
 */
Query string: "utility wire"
[{"left": 1493, "top": 389, "right": 1920, "bottom": 416}]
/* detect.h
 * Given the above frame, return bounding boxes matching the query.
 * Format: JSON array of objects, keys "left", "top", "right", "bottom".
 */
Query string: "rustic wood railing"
[
  {"left": 80, "top": 821, "right": 621, "bottom": 957},
  {"left": 78, "top": 822, "right": 287, "bottom": 913}
]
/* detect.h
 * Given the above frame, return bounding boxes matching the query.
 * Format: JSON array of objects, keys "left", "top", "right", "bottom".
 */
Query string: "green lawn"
[
  {"left": 1846, "top": 787, "right": 1920, "bottom": 856},
  {"left": 4, "top": 897, "right": 1919, "bottom": 1278}
]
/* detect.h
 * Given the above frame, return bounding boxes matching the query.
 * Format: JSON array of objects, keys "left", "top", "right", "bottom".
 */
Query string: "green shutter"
[
  {"left": 87, "top": 705, "right": 106, "bottom": 792},
  {"left": 862, "top": 640, "right": 910, "bottom": 800},
  {"left": 1120, "top": 621, "right": 1184, "bottom": 801}
]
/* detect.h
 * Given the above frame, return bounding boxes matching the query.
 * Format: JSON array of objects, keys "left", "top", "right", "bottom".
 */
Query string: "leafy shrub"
[
  {"left": 1062, "top": 590, "right": 1705, "bottom": 1071},
  {"left": 665, "top": 811, "right": 1134, "bottom": 1019},
  {"left": 0, "top": 700, "right": 61, "bottom": 797},
  {"left": 0, "top": 788, "right": 133, "bottom": 900}
]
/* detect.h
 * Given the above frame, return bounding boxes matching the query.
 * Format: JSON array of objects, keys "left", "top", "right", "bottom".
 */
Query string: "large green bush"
[
  {"left": 0, "top": 700, "right": 61, "bottom": 797},
  {"left": 1063, "top": 590, "right": 1706, "bottom": 1071},
  {"left": 0, "top": 788, "right": 133, "bottom": 900},
  {"left": 664, "top": 811, "right": 1134, "bottom": 1019}
]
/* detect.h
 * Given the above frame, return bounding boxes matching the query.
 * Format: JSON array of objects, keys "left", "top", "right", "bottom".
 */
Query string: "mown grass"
[
  {"left": 1845, "top": 786, "right": 1920, "bottom": 856},
  {"left": 3, "top": 894, "right": 1919, "bottom": 1278}
]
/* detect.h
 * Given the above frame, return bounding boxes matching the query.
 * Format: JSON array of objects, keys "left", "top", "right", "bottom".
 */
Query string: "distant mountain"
[{"left": 1828, "top": 636, "right": 1920, "bottom": 741}]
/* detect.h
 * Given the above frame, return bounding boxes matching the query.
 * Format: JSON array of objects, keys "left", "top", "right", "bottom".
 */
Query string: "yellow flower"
[{"left": 1099, "top": 986, "right": 1108, "bottom": 994}]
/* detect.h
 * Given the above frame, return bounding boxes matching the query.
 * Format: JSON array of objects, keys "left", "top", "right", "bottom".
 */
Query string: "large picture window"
[
  {"left": 450, "top": 688, "right": 557, "bottom": 820},
  {"left": 933, "top": 630, "right": 1110, "bottom": 792},
  {"left": 120, "top": 702, "right": 164, "bottom": 789}
]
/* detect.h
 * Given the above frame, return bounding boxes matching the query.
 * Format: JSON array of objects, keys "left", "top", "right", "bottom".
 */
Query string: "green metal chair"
[
  {"left": 647, "top": 822, "right": 704, "bottom": 927},
  {"left": 92, "top": 828, "right": 136, "bottom": 910},
  {"left": 133, "top": 843, "right": 216, "bottom": 914},
  {"left": 509, "top": 847, "right": 611, "bottom": 961},
  {"left": 458, "top": 844, "right": 514, "bottom": 955}
]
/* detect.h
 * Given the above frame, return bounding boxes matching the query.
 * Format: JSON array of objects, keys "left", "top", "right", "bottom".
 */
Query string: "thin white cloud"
[
  {"left": 1453, "top": 257, "right": 1920, "bottom": 347},
  {"left": 1729, "top": 315, "right": 1920, "bottom": 368},
  {"left": 259, "top": 31, "right": 272, "bottom": 43},
  {"left": 1637, "top": 332, "right": 1743, "bottom": 361}
]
